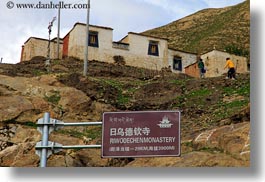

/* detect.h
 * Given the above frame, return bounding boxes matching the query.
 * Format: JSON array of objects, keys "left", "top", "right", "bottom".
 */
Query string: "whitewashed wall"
[
  {"left": 201, "top": 50, "right": 248, "bottom": 77},
  {"left": 168, "top": 49, "right": 197, "bottom": 73},
  {"left": 67, "top": 24, "right": 172, "bottom": 71},
  {"left": 22, "top": 38, "right": 62, "bottom": 61}
]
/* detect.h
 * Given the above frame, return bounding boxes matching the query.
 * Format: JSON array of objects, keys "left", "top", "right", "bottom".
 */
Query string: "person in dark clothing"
[{"left": 198, "top": 58, "right": 205, "bottom": 78}]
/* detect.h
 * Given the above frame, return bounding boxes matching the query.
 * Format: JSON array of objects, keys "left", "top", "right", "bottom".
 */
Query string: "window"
[
  {"left": 173, "top": 56, "right": 182, "bottom": 71},
  {"left": 88, "top": 31, "right": 99, "bottom": 47},
  {"left": 148, "top": 41, "right": 159, "bottom": 56}
]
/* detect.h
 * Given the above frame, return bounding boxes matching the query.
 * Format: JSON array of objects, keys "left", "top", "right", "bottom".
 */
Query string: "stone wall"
[{"left": 0, "top": 125, "right": 17, "bottom": 151}]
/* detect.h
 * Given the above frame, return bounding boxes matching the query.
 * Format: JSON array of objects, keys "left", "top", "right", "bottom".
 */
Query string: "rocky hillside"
[
  {"left": 0, "top": 58, "right": 250, "bottom": 167},
  {"left": 142, "top": 0, "right": 250, "bottom": 58}
]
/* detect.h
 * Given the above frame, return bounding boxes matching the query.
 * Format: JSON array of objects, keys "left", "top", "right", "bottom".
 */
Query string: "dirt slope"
[{"left": 0, "top": 58, "right": 250, "bottom": 167}]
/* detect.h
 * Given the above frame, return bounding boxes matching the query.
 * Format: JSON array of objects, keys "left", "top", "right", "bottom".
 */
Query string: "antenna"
[{"left": 46, "top": 16, "right": 56, "bottom": 72}]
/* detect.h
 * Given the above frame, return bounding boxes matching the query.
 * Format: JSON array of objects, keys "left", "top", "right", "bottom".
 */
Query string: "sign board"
[{"left": 102, "top": 111, "right": 181, "bottom": 158}]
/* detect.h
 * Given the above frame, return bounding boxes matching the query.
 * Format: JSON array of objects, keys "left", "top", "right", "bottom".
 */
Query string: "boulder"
[
  {"left": 0, "top": 96, "right": 34, "bottom": 122},
  {"left": 0, "top": 142, "right": 39, "bottom": 167},
  {"left": 193, "top": 122, "right": 250, "bottom": 161}
]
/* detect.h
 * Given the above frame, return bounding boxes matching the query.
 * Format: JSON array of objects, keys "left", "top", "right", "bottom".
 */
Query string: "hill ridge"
[{"left": 142, "top": 0, "right": 250, "bottom": 58}]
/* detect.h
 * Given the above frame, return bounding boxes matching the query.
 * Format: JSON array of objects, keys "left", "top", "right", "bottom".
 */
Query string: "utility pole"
[
  {"left": 83, "top": 0, "right": 90, "bottom": 76},
  {"left": 57, "top": 5, "right": 61, "bottom": 60},
  {"left": 46, "top": 16, "right": 56, "bottom": 72}
]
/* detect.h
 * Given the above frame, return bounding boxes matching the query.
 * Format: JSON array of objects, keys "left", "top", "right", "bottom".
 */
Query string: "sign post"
[
  {"left": 102, "top": 111, "right": 181, "bottom": 158},
  {"left": 36, "top": 111, "right": 181, "bottom": 167}
]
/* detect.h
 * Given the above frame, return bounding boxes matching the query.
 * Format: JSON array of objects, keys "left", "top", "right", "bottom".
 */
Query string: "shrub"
[{"left": 113, "top": 55, "right": 125, "bottom": 65}]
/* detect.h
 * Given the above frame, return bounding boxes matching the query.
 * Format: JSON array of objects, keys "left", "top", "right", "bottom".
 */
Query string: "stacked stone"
[{"left": 0, "top": 125, "right": 17, "bottom": 150}]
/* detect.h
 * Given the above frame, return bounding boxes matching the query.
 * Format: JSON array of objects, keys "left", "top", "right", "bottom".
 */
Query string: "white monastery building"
[{"left": 20, "top": 22, "right": 248, "bottom": 77}]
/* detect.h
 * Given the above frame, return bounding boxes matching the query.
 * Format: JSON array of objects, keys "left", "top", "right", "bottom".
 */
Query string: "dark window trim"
[
  {"left": 88, "top": 31, "right": 99, "bottom": 48},
  {"left": 148, "top": 41, "right": 159, "bottom": 56},
  {"left": 173, "top": 56, "right": 182, "bottom": 71}
]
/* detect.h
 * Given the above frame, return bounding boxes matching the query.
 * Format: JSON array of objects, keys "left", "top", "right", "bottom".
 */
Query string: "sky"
[{"left": 0, "top": 0, "right": 246, "bottom": 64}]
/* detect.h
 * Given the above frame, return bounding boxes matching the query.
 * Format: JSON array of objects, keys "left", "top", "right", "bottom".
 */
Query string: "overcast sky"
[{"left": 0, "top": 0, "right": 246, "bottom": 64}]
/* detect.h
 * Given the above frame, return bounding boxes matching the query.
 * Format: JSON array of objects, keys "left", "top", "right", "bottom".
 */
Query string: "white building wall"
[
  {"left": 22, "top": 38, "right": 48, "bottom": 61},
  {"left": 68, "top": 24, "right": 118, "bottom": 63},
  {"left": 201, "top": 50, "right": 248, "bottom": 77},
  {"left": 118, "top": 33, "right": 168, "bottom": 70},
  {"left": 22, "top": 38, "right": 63, "bottom": 61},
  {"left": 168, "top": 49, "right": 197, "bottom": 73},
  {"left": 67, "top": 24, "right": 169, "bottom": 71}
]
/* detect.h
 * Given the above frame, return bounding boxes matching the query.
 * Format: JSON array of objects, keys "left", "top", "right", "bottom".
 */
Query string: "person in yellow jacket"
[{"left": 224, "top": 58, "right": 236, "bottom": 80}]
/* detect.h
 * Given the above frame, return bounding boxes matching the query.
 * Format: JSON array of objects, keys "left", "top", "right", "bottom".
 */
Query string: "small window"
[
  {"left": 173, "top": 57, "right": 182, "bottom": 71},
  {"left": 88, "top": 31, "right": 99, "bottom": 47},
  {"left": 148, "top": 41, "right": 159, "bottom": 56}
]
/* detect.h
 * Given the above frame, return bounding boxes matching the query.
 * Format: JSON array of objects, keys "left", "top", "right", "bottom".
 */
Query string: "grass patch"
[
  {"left": 213, "top": 100, "right": 249, "bottom": 121},
  {"left": 117, "top": 95, "right": 130, "bottom": 105},
  {"left": 84, "top": 126, "right": 102, "bottom": 140},
  {"left": 58, "top": 126, "right": 102, "bottom": 140},
  {"left": 58, "top": 129, "right": 84, "bottom": 138},
  {"left": 44, "top": 90, "right": 61, "bottom": 105},
  {"left": 100, "top": 78, "right": 135, "bottom": 106},
  {"left": 223, "top": 82, "right": 250, "bottom": 96},
  {"left": 198, "top": 147, "right": 224, "bottom": 154},
  {"left": 32, "top": 70, "right": 44, "bottom": 76},
  {"left": 174, "top": 95, "right": 186, "bottom": 108},
  {"left": 52, "top": 59, "right": 61, "bottom": 65},
  {"left": 104, "top": 79, "right": 123, "bottom": 88},
  {"left": 170, "top": 79, "right": 185, "bottom": 85},
  {"left": 23, "top": 122, "right": 38, "bottom": 128},
  {"left": 223, "top": 87, "right": 235, "bottom": 95},
  {"left": 188, "top": 88, "right": 212, "bottom": 98},
  {"left": 237, "top": 84, "right": 250, "bottom": 96},
  {"left": 226, "top": 100, "right": 249, "bottom": 109},
  {"left": 182, "top": 141, "right": 193, "bottom": 148}
]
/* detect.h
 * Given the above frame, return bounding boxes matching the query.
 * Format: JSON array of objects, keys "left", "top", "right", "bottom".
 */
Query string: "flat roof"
[
  {"left": 63, "top": 22, "right": 113, "bottom": 39},
  {"left": 129, "top": 32, "right": 169, "bottom": 41},
  {"left": 24, "top": 37, "right": 63, "bottom": 44}
]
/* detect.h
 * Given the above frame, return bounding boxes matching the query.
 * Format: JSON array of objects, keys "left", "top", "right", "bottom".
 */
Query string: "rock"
[
  {"left": 59, "top": 87, "right": 92, "bottom": 117},
  {"left": 47, "top": 155, "right": 67, "bottom": 167},
  {"left": 0, "top": 96, "right": 34, "bottom": 122},
  {"left": 10, "top": 125, "right": 41, "bottom": 144},
  {"left": 126, "top": 151, "right": 248, "bottom": 167},
  {"left": 0, "top": 142, "right": 39, "bottom": 167},
  {"left": 193, "top": 122, "right": 250, "bottom": 161},
  {"left": 49, "top": 133, "right": 84, "bottom": 146},
  {"left": 0, "top": 74, "right": 95, "bottom": 123},
  {"left": 223, "top": 95, "right": 245, "bottom": 103},
  {"left": 46, "top": 149, "right": 109, "bottom": 167},
  {"left": 51, "top": 65, "right": 69, "bottom": 73},
  {"left": 74, "top": 149, "right": 109, "bottom": 167},
  {"left": 90, "top": 101, "right": 115, "bottom": 121}
]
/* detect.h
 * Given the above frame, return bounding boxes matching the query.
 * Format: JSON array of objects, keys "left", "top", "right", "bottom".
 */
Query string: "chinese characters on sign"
[{"left": 102, "top": 111, "right": 181, "bottom": 158}]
